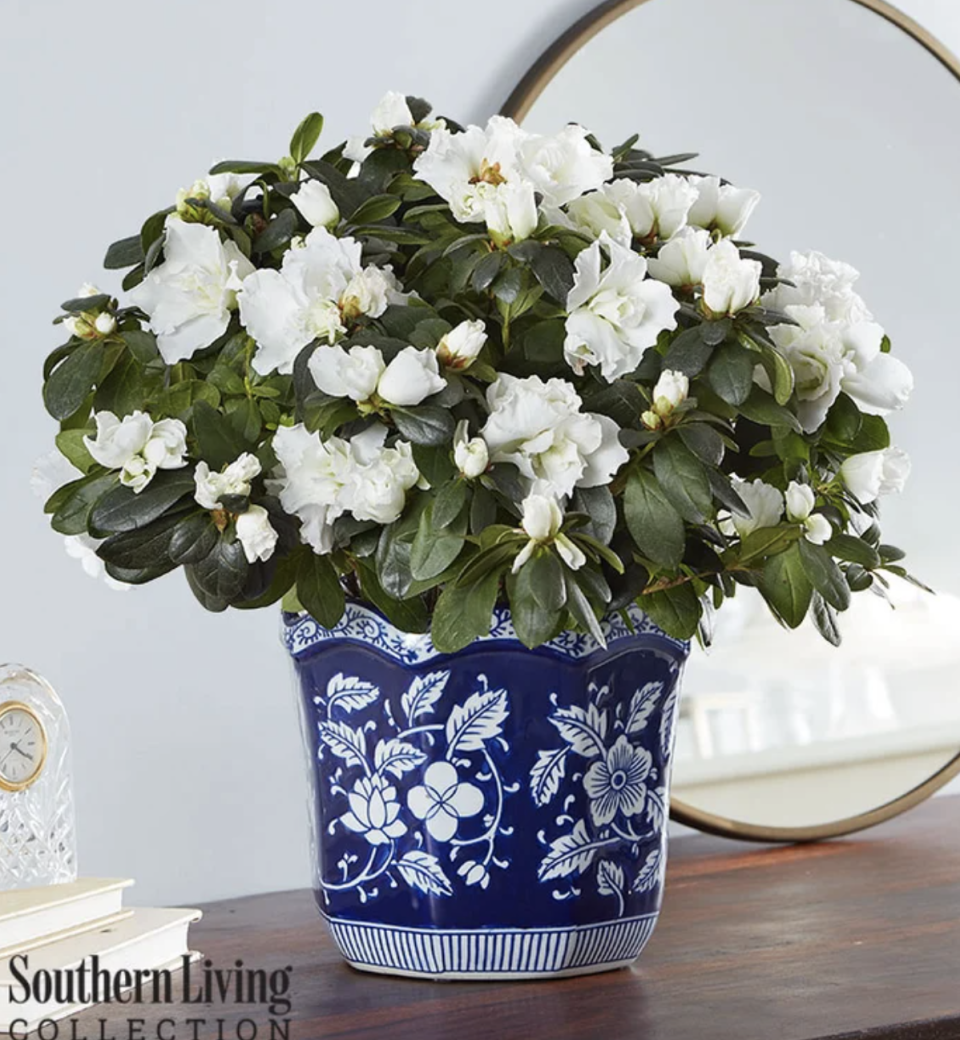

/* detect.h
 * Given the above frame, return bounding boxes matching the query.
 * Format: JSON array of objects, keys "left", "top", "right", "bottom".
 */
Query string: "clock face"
[{"left": 0, "top": 704, "right": 47, "bottom": 791}]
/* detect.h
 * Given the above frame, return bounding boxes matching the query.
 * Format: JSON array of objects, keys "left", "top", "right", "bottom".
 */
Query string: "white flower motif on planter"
[
  {"left": 532, "top": 680, "right": 671, "bottom": 916},
  {"left": 313, "top": 668, "right": 516, "bottom": 905},
  {"left": 408, "top": 762, "right": 484, "bottom": 842}
]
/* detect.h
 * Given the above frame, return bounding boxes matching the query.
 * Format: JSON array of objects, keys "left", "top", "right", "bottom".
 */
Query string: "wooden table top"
[{"left": 69, "top": 797, "right": 960, "bottom": 1040}]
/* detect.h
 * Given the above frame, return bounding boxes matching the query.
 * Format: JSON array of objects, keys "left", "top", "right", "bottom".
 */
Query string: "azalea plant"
[{"left": 39, "top": 93, "right": 923, "bottom": 650}]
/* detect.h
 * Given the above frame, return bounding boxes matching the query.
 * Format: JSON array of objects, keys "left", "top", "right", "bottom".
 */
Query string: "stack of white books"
[{"left": 0, "top": 880, "right": 200, "bottom": 1034}]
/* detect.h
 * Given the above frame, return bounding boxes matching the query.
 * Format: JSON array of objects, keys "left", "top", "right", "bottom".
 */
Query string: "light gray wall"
[{"left": 2, "top": 0, "right": 958, "bottom": 906}]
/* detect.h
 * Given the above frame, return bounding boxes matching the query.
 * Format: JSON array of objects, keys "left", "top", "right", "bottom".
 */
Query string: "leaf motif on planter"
[
  {"left": 317, "top": 720, "right": 367, "bottom": 768},
  {"left": 326, "top": 673, "right": 380, "bottom": 714},
  {"left": 660, "top": 686, "right": 679, "bottom": 756},
  {"left": 538, "top": 820, "right": 607, "bottom": 881},
  {"left": 549, "top": 704, "right": 607, "bottom": 758},
  {"left": 396, "top": 850, "right": 454, "bottom": 896},
  {"left": 632, "top": 847, "right": 662, "bottom": 894},
  {"left": 374, "top": 738, "right": 428, "bottom": 779},
  {"left": 625, "top": 682, "right": 663, "bottom": 735},
  {"left": 596, "top": 859, "right": 624, "bottom": 898},
  {"left": 401, "top": 670, "right": 450, "bottom": 724},
  {"left": 645, "top": 786, "right": 667, "bottom": 830},
  {"left": 445, "top": 683, "right": 508, "bottom": 754},
  {"left": 529, "top": 746, "right": 568, "bottom": 806}
]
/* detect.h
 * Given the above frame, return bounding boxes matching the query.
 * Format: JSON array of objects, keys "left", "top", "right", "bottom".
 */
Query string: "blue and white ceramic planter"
[{"left": 285, "top": 602, "right": 689, "bottom": 980}]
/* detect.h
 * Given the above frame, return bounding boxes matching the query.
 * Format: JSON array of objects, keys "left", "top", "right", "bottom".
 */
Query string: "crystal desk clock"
[{"left": 0, "top": 663, "right": 77, "bottom": 888}]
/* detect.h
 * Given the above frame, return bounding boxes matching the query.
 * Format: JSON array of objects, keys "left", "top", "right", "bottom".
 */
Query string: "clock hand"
[
  {"left": 10, "top": 742, "right": 34, "bottom": 761},
  {"left": 0, "top": 747, "right": 14, "bottom": 769}
]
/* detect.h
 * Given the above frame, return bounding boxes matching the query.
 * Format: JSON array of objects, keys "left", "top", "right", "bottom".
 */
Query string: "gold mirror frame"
[{"left": 500, "top": 0, "right": 960, "bottom": 842}]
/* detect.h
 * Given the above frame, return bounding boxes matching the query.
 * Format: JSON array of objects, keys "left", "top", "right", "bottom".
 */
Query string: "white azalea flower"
[
  {"left": 309, "top": 344, "right": 385, "bottom": 402},
  {"left": 291, "top": 179, "right": 340, "bottom": 228},
  {"left": 344, "top": 91, "right": 417, "bottom": 164},
  {"left": 453, "top": 420, "right": 489, "bottom": 479},
  {"left": 646, "top": 227, "right": 713, "bottom": 287},
  {"left": 517, "top": 123, "right": 612, "bottom": 207},
  {"left": 194, "top": 453, "right": 262, "bottom": 510},
  {"left": 563, "top": 191, "right": 632, "bottom": 246},
  {"left": 235, "top": 504, "right": 279, "bottom": 563},
  {"left": 413, "top": 116, "right": 538, "bottom": 243},
  {"left": 94, "top": 312, "right": 117, "bottom": 336},
  {"left": 437, "top": 319, "right": 487, "bottom": 370},
  {"left": 481, "top": 374, "right": 628, "bottom": 498},
  {"left": 687, "top": 175, "right": 761, "bottom": 236},
  {"left": 83, "top": 411, "right": 187, "bottom": 493},
  {"left": 607, "top": 174, "right": 699, "bottom": 241},
  {"left": 701, "top": 239, "right": 762, "bottom": 316},
  {"left": 513, "top": 493, "right": 586, "bottom": 573},
  {"left": 840, "top": 448, "right": 911, "bottom": 504},
  {"left": 271, "top": 424, "right": 357, "bottom": 553},
  {"left": 129, "top": 219, "right": 254, "bottom": 364},
  {"left": 785, "top": 481, "right": 832, "bottom": 545},
  {"left": 239, "top": 227, "right": 402, "bottom": 376},
  {"left": 726, "top": 478, "right": 784, "bottom": 539},
  {"left": 763, "top": 250, "right": 873, "bottom": 324},
  {"left": 350, "top": 436, "right": 420, "bottom": 524},
  {"left": 175, "top": 171, "right": 246, "bottom": 215},
  {"left": 653, "top": 369, "right": 689, "bottom": 415},
  {"left": 76, "top": 283, "right": 102, "bottom": 298},
  {"left": 770, "top": 307, "right": 913, "bottom": 432},
  {"left": 377, "top": 346, "right": 447, "bottom": 406},
  {"left": 64, "top": 535, "right": 131, "bottom": 591},
  {"left": 272, "top": 423, "right": 420, "bottom": 552},
  {"left": 564, "top": 234, "right": 680, "bottom": 381}
]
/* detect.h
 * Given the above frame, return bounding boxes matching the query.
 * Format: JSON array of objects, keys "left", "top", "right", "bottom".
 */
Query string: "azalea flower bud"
[
  {"left": 291, "top": 179, "right": 340, "bottom": 229},
  {"left": 77, "top": 283, "right": 101, "bottom": 298},
  {"left": 641, "top": 409, "right": 662, "bottom": 430},
  {"left": 309, "top": 344, "right": 385, "bottom": 403},
  {"left": 340, "top": 266, "right": 397, "bottom": 322},
  {"left": 120, "top": 455, "right": 156, "bottom": 494},
  {"left": 702, "top": 240, "right": 762, "bottom": 316},
  {"left": 521, "top": 494, "right": 563, "bottom": 542},
  {"left": 94, "top": 312, "right": 117, "bottom": 336},
  {"left": 377, "top": 346, "right": 447, "bottom": 407},
  {"left": 653, "top": 369, "right": 689, "bottom": 417},
  {"left": 437, "top": 319, "right": 487, "bottom": 370},
  {"left": 784, "top": 481, "right": 815, "bottom": 522},
  {"left": 687, "top": 175, "right": 761, "bottom": 237},
  {"left": 840, "top": 447, "right": 910, "bottom": 504},
  {"left": 236, "top": 504, "right": 279, "bottom": 563},
  {"left": 453, "top": 420, "right": 489, "bottom": 479}
]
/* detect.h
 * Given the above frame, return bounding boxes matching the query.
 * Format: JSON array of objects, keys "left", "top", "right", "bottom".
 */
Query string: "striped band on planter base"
[{"left": 327, "top": 915, "right": 659, "bottom": 977}]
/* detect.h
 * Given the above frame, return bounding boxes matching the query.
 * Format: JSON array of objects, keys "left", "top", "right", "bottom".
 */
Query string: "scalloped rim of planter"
[{"left": 283, "top": 600, "right": 689, "bottom": 666}]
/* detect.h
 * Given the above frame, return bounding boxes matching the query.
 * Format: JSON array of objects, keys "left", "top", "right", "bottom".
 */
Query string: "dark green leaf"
[
  {"left": 433, "top": 480, "right": 468, "bottom": 529},
  {"left": 355, "top": 560, "right": 429, "bottom": 632},
  {"left": 193, "top": 400, "right": 246, "bottom": 469},
  {"left": 60, "top": 293, "right": 111, "bottom": 313},
  {"left": 122, "top": 329, "right": 160, "bottom": 365},
  {"left": 410, "top": 503, "right": 467, "bottom": 581},
  {"left": 571, "top": 485, "right": 616, "bottom": 545},
  {"left": 253, "top": 208, "right": 300, "bottom": 254},
  {"left": 737, "top": 387, "right": 802, "bottom": 433},
  {"left": 736, "top": 524, "right": 802, "bottom": 564},
  {"left": 641, "top": 583, "right": 702, "bottom": 640},
  {"left": 290, "top": 112, "right": 324, "bottom": 164},
  {"left": 759, "top": 543, "right": 813, "bottom": 628},
  {"left": 624, "top": 468, "right": 685, "bottom": 569},
  {"left": 432, "top": 569, "right": 500, "bottom": 652},
  {"left": 412, "top": 443, "right": 455, "bottom": 487},
  {"left": 471, "top": 251, "right": 503, "bottom": 292},
  {"left": 43, "top": 343, "right": 101, "bottom": 421},
  {"left": 798, "top": 539, "right": 851, "bottom": 612},
  {"left": 50, "top": 471, "right": 118, "bottom": 535},
  {"left": 664, "top": 327, "right": 713, "bottom": 377},
  {"left": 826, "top": 533, "right": 881, "bottom": 569},
  {"left": 89, "top": 469, "right": 196, "bottom": 535},
  {"left": 522, "top": 319, "right": 565, "bottom": 364},
  {"left": 508, "top": 566, "right": 562, "bottom": 648},
  {"left": 523, "top": 551, "right": 566, "bottom": 612},
  {"left": 847, "top": 414, "right": 890, "bottom": 453},
  {"left": 811, "top": 592, "right": 842, "bottom": 646},
  {"left": 55, "top": 430, "right": 95, "bottom": 474},
  {"left": 187, "top": 532, "right": 249, "bottom": 604},
  {"left": 530, "top": 246, "right": 575, "bottom": 303},
  {"left": 653, "top": 438, "right": 713, "bottom": 524},
  {"left": 677, "top": 424, "right": 724, "bottom": 466},
  {"left": 707, "top": 343, "right": 754, "bottom": 406},
  {"left": 583, "top": 380, "right": 645, "bottom": 426},
  {"left": 564, "top": 572, "right": 605, "bottom": 644},
  {"left": 470, "top": 484, "right": 498, "bottom": 534},
  {"left": 296, "top": 552, "right": 345, "bottom": 628},
  {"left": 97, "top": 511, "right": 185, "bottom": 569},
  {"left": 208, "top": 159, "right": 284, "bottom": 176},
  {"left": 226, "top": 397, "right": 262, "bottom": 443},
  {"left": 391, "top": 406, "right": 455, "bottom": 446},
  {"left": 350, "top": 194, "right": 403, "bottom": 225},
  {"left": 103, "top": 235, "right": 144, "bottom": 270},
  {"left": 168, "top": 512, "right": 220, "bottom": 566},
  {"left": 708, "top": 469, "right": 751, "bottom": 518}
]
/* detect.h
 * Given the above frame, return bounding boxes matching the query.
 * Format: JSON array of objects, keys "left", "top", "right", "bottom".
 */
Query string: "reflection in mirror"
[{"left": 516, "top": 0, "right": 960, "bottom": 833}]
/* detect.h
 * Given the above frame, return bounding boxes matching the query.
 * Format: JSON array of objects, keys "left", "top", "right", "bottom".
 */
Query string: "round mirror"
[{"left": 504, "top": 0, "right": 960, "bottom": 839}]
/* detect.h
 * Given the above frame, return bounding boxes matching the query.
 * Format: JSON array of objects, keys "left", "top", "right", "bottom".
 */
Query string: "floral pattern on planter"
[
  {"left": 315, "top": 668, "right": 516, "bottom": 905},
  {"left": 533, "top": 681, "right": 676, "bottom": 917}
]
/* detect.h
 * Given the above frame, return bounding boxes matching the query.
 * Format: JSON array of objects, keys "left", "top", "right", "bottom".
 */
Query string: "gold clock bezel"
[{"left": 0, "top": 701, "right": 49, "bottom": 793}]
